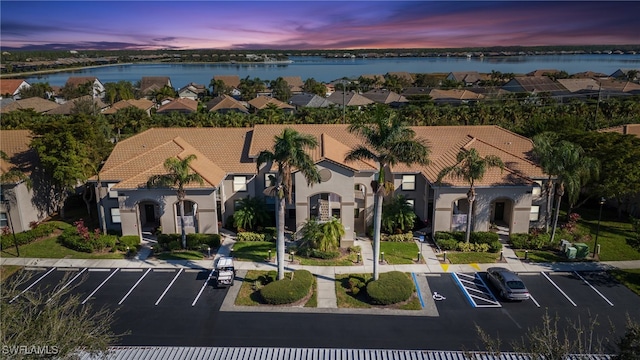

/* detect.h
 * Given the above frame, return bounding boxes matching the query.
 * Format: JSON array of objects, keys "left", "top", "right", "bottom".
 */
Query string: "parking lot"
[
  {"left": 425, "top": 270, "right": 637, "bottom": 311},
  {"left": 11, "top": 266, "right": 228, "bottom": 310}
]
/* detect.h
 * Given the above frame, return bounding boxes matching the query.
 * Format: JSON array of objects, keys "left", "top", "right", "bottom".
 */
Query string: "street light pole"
[{"left": 593, "top": 197, "right": 605, "bottom": 258}]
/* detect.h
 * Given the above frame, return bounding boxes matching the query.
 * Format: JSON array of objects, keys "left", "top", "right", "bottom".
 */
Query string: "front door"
[
  {"left": 494, "top": 202, "right": 505, "bottom": 222},
  {"left": 144, "top": 204, "right": 155, "bottom": 223}
]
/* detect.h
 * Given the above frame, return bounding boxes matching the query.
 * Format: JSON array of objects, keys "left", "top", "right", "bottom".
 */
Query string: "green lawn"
[
  {"left": 380, "top": 241, "right": 420, "bottom": 264},
  {"left": 298, "top": 255, "right": 356, "bottom": 266},
  {"left": 571, "top": 207, "right": 640, "bottom": 261},
  {"left": 231, "top": 241, "right": 276, "bottom": 262},
  {"left": 1, "top": 236, "right": 125, "bottom": 259},
  {"left": 440, "top": 252, "right": 499, "bottom": 264},
  {"left": 515, "top": 250, "right": 566, "bottom": 263},
  {"left": 609, "top": 269, "right": 640, "bottom": 297},
  {"left": 0, "top": 265, "right": 22, "bottom": 282},
  {"left": 154, "top": 250, "right": 204, "bottom": 260}
]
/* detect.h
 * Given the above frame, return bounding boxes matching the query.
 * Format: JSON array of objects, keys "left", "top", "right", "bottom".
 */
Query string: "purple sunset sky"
[{"left": 1, "top": 1, "right": 639, "bottom": 51}]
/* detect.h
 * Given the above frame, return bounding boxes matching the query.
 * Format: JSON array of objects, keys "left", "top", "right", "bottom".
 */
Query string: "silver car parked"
[{"left": 486, "top": 267, "right": 530, "bottom": 301}]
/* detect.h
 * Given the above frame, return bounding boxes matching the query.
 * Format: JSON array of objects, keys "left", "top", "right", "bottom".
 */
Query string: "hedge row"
[
  {"left": 156, "top": 233, "right": 221, "bottom": 251},
  {"left": 366, "top": 271, "right": 414, "bottom": 305},
  {"left": 435, "top": 231, "right": 502, "bottom": 253},
  {"left": 0, "top": 221, "right": 71, "bottom": 249},
  {"left": 381, "top": 233, "right": 414, "bottom": 242},
  {"left": 259, "top": 270, "right": 314, "bottom": 305},
  {"left": 236, "top": 232, "right": 265, "bottom": 242}
]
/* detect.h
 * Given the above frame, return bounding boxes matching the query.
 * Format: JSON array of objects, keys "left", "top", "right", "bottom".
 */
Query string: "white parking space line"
[
  {"left": 452, "top": 272, "right": 501, "bottom": 308},
  {"left": 573, "top": 271, "right": 614, "bottom": 306},
  {"left": 541, "top": 271, "right": 577, "bottom": 306},
  {"left": 155, "top": 268, "right": 183, "bottom": 306},
  {"left": 118, "top": 268, "right": 151, "bottom": 305},
  {"left": 82, "top": 268, "right": 119, "bottom": 304},
  {"left": 47, "top": 268, "right": 87, "bottom": 303},
  {"left": 10, "top": 267, "right": 56, "bottom": 303},
  {"left": 88, "top": 268, "right": 111, "bottom": 272},
  {"left": 192, "top": 269, "right": 216, "bottom": 307},
  {"left": 529, "top": 294, "right": 541, "bottom": 307}
]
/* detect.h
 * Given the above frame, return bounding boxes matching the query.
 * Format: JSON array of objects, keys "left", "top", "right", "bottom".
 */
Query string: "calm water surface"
[{"left": 25, "top": 55, "right": 640, "bottom": 88}]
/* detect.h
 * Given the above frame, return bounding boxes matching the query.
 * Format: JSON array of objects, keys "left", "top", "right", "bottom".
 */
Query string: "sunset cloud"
[{"left": 1, "top": 1, "right": 638, "bottom": 51}]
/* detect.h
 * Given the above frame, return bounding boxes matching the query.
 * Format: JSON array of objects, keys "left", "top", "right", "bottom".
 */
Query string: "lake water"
[{"left": 25, "top": 54, "right": 640, "bottom": 89}]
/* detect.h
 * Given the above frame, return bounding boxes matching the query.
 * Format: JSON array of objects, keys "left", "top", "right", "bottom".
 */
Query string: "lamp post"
[
  {"left": 593, "top": 197, "right": 605, "bottom": 258},
  {"left": 338, "top": 79, "right": 348, "bottom": 123}
]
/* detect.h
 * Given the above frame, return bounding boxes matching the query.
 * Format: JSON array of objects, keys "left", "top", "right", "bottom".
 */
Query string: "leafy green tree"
[
  {"left": 18, "top": 82, "right": 53, "bottom": 99},
  {"left": 104, "top": 81, "right": 135, "bottom": 105},
  {"left": 437, "top": 148, "right": 504, "bottom": 243},
  {"left": 257, "top": 128, "right": 321, "bottom": 280},
  {"left": 302, "top": 78, "right": 327, "bottom": 96},
  {"left": 533, "top": 132, "right": 562, "bottom": 233},
  {"left": 298, "top": 217, "right": 344, "bottom": 252},
  {"left": 238, "top": 76, "right": 267, "bottom": 101},
  {"left": 150, "top": 85, "right": 177, "bottom": 106},
  {"left": 382, "top": 195, "right": 417, "bottom": 234},
  {"left": 233, "top": 196, "right": 271, "bottom": 232},
  {"left": 147, "top": 155, "right": 204, "bottom": 249},
  {"left": 210, "top": 79, "right": 229, "bottom": 97},
  {"left": 566, "top": 132, "right": 640, "bottom": 219},
  {"left": 29, "top": 116, "right": 113, "bottom": 218},
  {"left": 346, "top": 106, "right": 430, "bottom": 280},
  {"left": 270, "top": 77, "right": 292, "bottom": 102}
]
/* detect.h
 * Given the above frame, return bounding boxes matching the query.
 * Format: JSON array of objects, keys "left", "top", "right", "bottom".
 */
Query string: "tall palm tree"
[
  {"left": 437, "top": 148, "right": 504, "bottom": 243},
  {"left": 319, "top": 217, "right": 345, "bottom": 252},
  {"left": 147, "top": 155, "right": 204, "bottom": 249},
  {"left": 257, "top": 128, "right": 321, "bottom": 280},
  {"left": 533, "top": 132, "right": 562, "bottom": 233},
  {"left": 548, "top": 143, "right": 599, "bottom": 243},
  {"left": 345, "top": 107, "right": 430, "bottom": 280}
]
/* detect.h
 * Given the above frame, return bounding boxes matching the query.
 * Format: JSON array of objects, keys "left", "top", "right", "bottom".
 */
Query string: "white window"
[
  {"left": 402, "top": 175, "right": 416, "bottom": 191},
  {"left": 110, "top": 208, "right": 121, "bottom": 224},
  {"left": 532, "top": 181, "right": 542, "bottom": 196},
  {"left": 264, "top": 173, "right": 276, "bottom": 188},
  {"left": 529, "top": 205, "right": 540, "bottom": 221},
  {"left": 406, "top": 199, "right": 415, "bottom": 210},
  {"left": 107, "top": 183, "right": 118, "bottom": 198},
  {"left": 233, "top": 176, "right": 247, "bottom": 192},
  {"left": 0, "top": 213, "right": 8, "bottom": 227}
]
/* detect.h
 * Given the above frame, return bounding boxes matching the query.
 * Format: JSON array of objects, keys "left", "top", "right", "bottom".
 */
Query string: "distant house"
[
  {"left": 326, "top": 91, "right": 374, "bottom": 108},
  {"left": 288, "top": 93, "right": 334, "bottom": 109},
  {"left": 206, "top": 95, "right": 249, "bottom": 114},
  {"left": 598, "top": 124, "right": 640, "bottom": 137},
  {"left": 502, "top": 76, "right": 568, "bottom": 95},
  {"left": 178, "top": 83, "right": 207, "bottom": 100},
  {"left": 557, "top": 78, "right": 601, "bottom": 93},
  {"left": 362, "top": 89, "right": 408, "bottom": 107},
  {"left": 1, "top": 130, "right": 51, "bottom": 233},
  {"left": 102, "top": 98, "right": 154, "bottom": 116},
  {"left": 610, "top": 68, "right": 640, "bottom": 81},
  {"left": 46, "top": 95, "right": 108, "bottom": 115},
  {"left": 156, "top": 98, "right": 198, "bottom": 114},
  {"left": 386, "top": 72, "right": 414, "bottom": 85},
  {"left": 428, "top": 89, "right": 485, "bottom": 104},
  {"left": 65, "top": 76, "right": 105, "bottom": 98},
  {"left": 359, "top": 74, "right": 385, "bottom": 89},
  {"left": 598, "top": 79, "right": 640, "bottom": 96},
  {"left": 248, "top": 96, "right": 294, "bottom": 113},
  {"left": 571, "top": 71, "right": 609, "bottom": 79},
  {"left": 0, "top": 79, "right": 30, "bottom": 99},
  {"left": 139, "top": 76, "right": 172, "bottom": 96},
  {"left": 446, "top": 72, "right": 486, "bottom": 86},
  {"left": 526, "top": 69, "right": 562, "bottom": 77},
  {"left": 0, "top": 97, "right": 59, "bottom": 114},
  {"left": 281, "top": 76, "right": 304, "bottom": 94}
]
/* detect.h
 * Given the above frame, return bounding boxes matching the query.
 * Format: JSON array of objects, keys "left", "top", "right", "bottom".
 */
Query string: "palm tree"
[
  {"left": 232, "top": 196, "right": 270, "bottom": 232},
  {"left": 533, "top": 132, "right": 562, "bottom": 233},
  {"left": 256, "top": 128, "right": 321, "bottom": 280},
  {"left": 147, "top": 155, "right": 204, "bottom": 249},
  {"left": 345, "top": 107, "right": 430, "bottom": 280},
  {"left": 548, "top": 143, "right": 599, "bottom": 243},
  {"left": 437, "top": 148, "right": 504, "bottom": 243},
  {"left": 319, "top": 217, "right": 345, "bottom": 252}
]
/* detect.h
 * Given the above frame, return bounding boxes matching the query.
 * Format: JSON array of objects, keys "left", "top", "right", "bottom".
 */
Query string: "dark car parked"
[{"left": 486, "top": 267, "right": 530, "bottom": 301}]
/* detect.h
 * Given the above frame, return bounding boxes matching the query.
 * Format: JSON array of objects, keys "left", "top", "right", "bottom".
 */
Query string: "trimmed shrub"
[
  {"left": 382, "top": 233, "right": 414, "bottom": 242},
  {"left": 119, "top": 235, "right": 140, "bottom": 249},
  {"left": 58, "top": 228, "right": 93, "bottom": 253},
  {"left": 157, "top": 233, "right": 180, "bottom": 245},
  {"left": 259, "top": 269, "right": 314, "bottom": 305},
  {"left": 1, "top": 221, "right": 68, "bottom": 249},
  {"left": 237, "top": 232, "right": 265, "bottom": 242},
  {"left": 509, "top": 232, "right": 553, "bottom": 250},
  {"left": 434, "top": 231, "right": 465, "bottom": 242},
  {"left": 309, "top": 249, "right": 340, "bottom": 259},
  {"left": 366, "top": 271, "right": 414, "bottom": 305},
  {"left": 470, "top": 231, "right": 499, "bottom": 244},
  {"left": 262, "top": 227, "right": 277, "bottom": 242},
  {"left": 487, "top": 240, "right": 503, "bottom": 253},
  {"left": 436, "top": 238, "right": 458, "bottom": 251},
  {"left": 347, "top": 276, "right": 366, "bottom": 296}
]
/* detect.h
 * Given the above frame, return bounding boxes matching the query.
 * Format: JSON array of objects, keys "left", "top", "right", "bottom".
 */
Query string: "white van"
[{"left": 213, "top": 256, "right": 236, "bottom": 287}]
